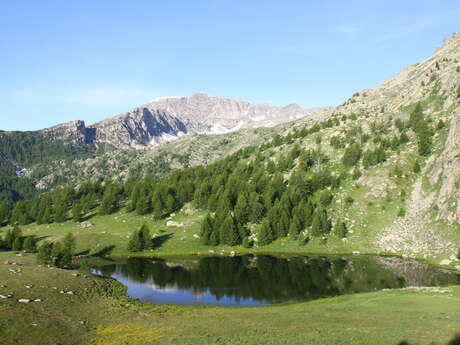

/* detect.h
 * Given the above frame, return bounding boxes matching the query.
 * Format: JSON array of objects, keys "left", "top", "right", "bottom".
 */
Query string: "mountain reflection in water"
[{"left": 91, "top": 255, "right": 460, "bottom": 306}]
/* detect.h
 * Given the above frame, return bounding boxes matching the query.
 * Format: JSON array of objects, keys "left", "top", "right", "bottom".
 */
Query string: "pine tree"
[
  {"left": 12, "top": 236, "right": 23, "bottom": 251},
  {"left": 152, "top": 198, "right": 164, "bottom": 219},
  {"left": 11, "top": 201, "right": 33, "bottom": 225},
  {"left": 219, "top": 215, "right": 239, "bottom": 246},
  {"left": 51, "top": 242, "right": 64, "bottom": 267},
  {"left": 311, "top": 211, "right": 323, "bottom": 237},
  {"left": 249, "top": 192, "right": 265, "bottom": 223},
  {"left": 63, "top": 233, "right": 76, "bottom": 255},
  {"left": 278, "top": 210, "right": 290, "bottom": 238},
  {"left": 54, "top": 201, "right": 67, "bottom": 223},
  {"left": 136, "top": 194, "right": 151, "bottom": 215},
  {"left": 200, "top": 214, "right": 214, "bottom": 245},
  {"left": 72, "top": 202, "right": 84, "bottom": 223},
  {"left": 127, "top": 230, "right": 142, "bottom": 252},
  {"left": 333, "top": 220, "right": 348, "bottom": 238},
  {"left": 413, "top": 160, "right": 421, "bottom": 173},
  {"left": 0, "top": 202, "right": 10, "bottom": 226},
  {"left": 258, "top": 219, "right": 274, "bottom": 246},
  {"left": 23, "top": 237, "right": 36, "bottom": 252},
  {"left": 234, "top": 193, "right": 250, "bottom": 225},
  {"left": 289, "top": 214, "right": 303, "bottom": 238},
  {"left": 36, "top": 241, "right": 54, "bottom": 265},
  {"left": 139, "top": 223, "right": 152, "bottom": 250},
  {"left": 99, "top": 183, "right": 120, "bottom": 215},
  {"left": 304, "top": 200, "right": 315, "bottom": 227}
]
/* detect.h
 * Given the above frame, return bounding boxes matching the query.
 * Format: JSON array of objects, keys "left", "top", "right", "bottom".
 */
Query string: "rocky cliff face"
[
  {"left": 43, "top": 120, "right": 94, "bottom": 145},
  {"left": 87, "top": 92, "right": 319, "bottom": 148},
  {"left": 41, "top": 93, "right": 321, "bottom": 149}
]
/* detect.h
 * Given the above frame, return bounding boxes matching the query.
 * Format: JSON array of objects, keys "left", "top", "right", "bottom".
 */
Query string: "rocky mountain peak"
[{"left": 85, "top": 93, "right": 323, "bottom": 149}]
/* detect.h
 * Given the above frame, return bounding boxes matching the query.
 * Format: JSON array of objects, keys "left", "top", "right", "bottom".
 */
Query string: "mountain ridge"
[{"left": 41, "top": 93, "right": 325, "bottom": 149}]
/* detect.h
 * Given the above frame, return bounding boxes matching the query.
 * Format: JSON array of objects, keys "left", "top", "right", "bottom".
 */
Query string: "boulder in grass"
[
  {"left": 18, "top": 299, "right": 31, "bottom": 303},
  {"left": 166, "top": 221, "right": 185, "bottom": 227},
  {"left": 80, "top": 221, "right": 93, "bottom": 229}
]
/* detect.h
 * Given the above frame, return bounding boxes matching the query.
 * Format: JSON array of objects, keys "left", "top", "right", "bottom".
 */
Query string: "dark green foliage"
[
  {"left": 127, "top": 223, "right": 152, "bottom": 252},
  {"left": 363, "top": 145, "right": 387, "bottom": 168},
  {"left": 342, "top": 143, "right": 362, "bottom": 167},
  {"left": 234, "top": 193, "right": 250, "bottom": 225},
  {"left": 297, "top": 233, "right": 309, "bottom": 246},
  {"left": 329, "top": 136, "right": 343, "bottom": 149},
  {"left": 332, "top": 221, "right": 347, "bottom": 238},
  {"left": 397, "top": 207, "right": 406, "bottom": 217},
  {"left": 23, "top": 236, "right": 36, "bottom": 253},
  {"left": 12, "top": 236, "right": 23, "bottom": 251},
  {"left": 36, "top": 241, "right": 54, "bottom": 265},
  {"left": 258, "top": 219, "right": 274, "bottom": 246},
  {"left": 72, "top": 202, "right": 84, "bottom": 223},
  {"left": 10, "top": 200, "right": 33, "bottom": 225},
  {"left": 0, "top": 201, "right": 11, "bottom": 226},
  {"left": 408, "top": 103, "right": 433, "bottom": 156},
  {"left": 319, "top": 190, "right": 333, "bottom": 206},
  {"left": 242, "top": 236, "right": 253, "bottom": 248},
  {"left": 3, "top": 226, "right": 22, "bottom": 250},
  {"left": 436, "top": 119, "right": 445, "bottom": 130},
  {"left": 0, "top": 130, "right": 100, "bottom": 203},
  {"left": 345, "top": 196, "right": 354, "bottom": 205},
  {"left": 289, "top": 214, "right": 303, "bottom": 238},
  {"left": 35, "top": 233, "right": 77, "bottom": 268},
  {"left": 352, "top": 168, "right": 362, "bottom": 180},
  {"left": 219, "top": 215, "right": 240, "bottom": 246},
  {"left": 311, "top": 208, "right": 331, "bottom": 237},
  {"left": 99, "top": 180, "right": 120, "bottom": 215},
  {"left": 63, "top": 232, "right": 76, "bottom": 255},
  {"left": 200, "top": 214, "right": 214, "bottom": 245},
  {"left": 53, "top": 202, "right": 67, "bottom": 223},
  {"left": 399, "top": 132, "right": 409, "bottom": 144}
]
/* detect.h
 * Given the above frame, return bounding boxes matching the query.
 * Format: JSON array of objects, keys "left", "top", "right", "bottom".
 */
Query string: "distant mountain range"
[{"left": 43, "top": 92, "right": 325, "bottom": 149}]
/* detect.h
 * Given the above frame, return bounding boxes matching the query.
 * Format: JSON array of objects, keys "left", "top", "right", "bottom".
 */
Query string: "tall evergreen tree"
[
  {"left": 219, "top": 215, "right": 240, "bottom": 246},
  {"left": 23, "top": 237, "right": 36, "bottom": 253},
  {"left": 0, "top": 201, "right": 10, "bottom": 226},
  {"left": 200, "top": 214, "right": 214, "bottom": 245},
  {"left": 333, "top": 220, "right": 348, "bottom": 238},
  {"left": 53, "top": 200, "right": 67, "bottom": 223},
  {"left": 289, "top": 214, "right": 303, "bottom": 238},
  {"left": 72, "top": 202, "right": 84, "bottom": 223},
  {"left": 36, "top": 241, "right": 54, "bottom": 265},
  {"left": 258, "top": 219, "right": 274, "bottom": 246}
]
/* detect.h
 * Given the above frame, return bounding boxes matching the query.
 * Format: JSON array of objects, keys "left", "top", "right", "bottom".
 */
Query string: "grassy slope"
[
  {"left": 9, "top": 198, "right": 458, "bottom": 269},
  {"left": 1, "top": 252, "right": 460, "bottom": 345}
]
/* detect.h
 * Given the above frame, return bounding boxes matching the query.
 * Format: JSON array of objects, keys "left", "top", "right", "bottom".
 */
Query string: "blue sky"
[{"left": 1, "top": 1, "right": 459, "bottom": 131}]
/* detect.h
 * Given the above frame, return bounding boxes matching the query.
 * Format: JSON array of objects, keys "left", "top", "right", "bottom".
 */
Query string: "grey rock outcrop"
[
  {"left": 86, "top": 92, "right": 320, "bottom": 149},
  {"left": 38, "top": 93, "right": 321, "bottom": 149}
]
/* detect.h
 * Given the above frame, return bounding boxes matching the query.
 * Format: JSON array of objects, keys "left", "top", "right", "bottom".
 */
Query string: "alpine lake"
[{"left": 90, "top": 254, "right": 460, "bottom": 307}]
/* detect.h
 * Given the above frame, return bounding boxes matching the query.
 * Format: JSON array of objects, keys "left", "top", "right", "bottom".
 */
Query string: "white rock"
[
  {"left": 18, "top": 298, "right": 31, "bottom": 303},
  {"left": 440, "top": 259, "right": 452, "bottom": 265},
  {"left": 166, "top": 220, "right": 185, "bottom": 227},
  {"left": 80, "top": 221, "right": 93, "bottom": 228},
  {"left": 193, "top": 234, "right": 199, "bottom": 239}
]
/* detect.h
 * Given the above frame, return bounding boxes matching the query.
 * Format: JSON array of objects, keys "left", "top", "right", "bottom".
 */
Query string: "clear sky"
[{"left": 1, "top": 1, "right": 459, "bottom": 131}]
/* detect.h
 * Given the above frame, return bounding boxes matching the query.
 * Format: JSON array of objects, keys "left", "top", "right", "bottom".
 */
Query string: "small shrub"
[
  {"left": 397, "top": 207, "right": 406, "bottom": 217},
  {"left": 345, "top": 196, "right": 354, "bottom": 205}
]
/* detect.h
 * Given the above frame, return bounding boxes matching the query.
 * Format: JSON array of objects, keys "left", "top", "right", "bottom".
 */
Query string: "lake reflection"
[{"left": 91, "top": 255, "right": 460, "bottom": 306}]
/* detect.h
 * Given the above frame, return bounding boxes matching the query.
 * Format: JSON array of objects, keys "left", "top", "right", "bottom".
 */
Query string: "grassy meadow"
[{"left": 1, "top": 252, "right": 460, "bottom": 345}]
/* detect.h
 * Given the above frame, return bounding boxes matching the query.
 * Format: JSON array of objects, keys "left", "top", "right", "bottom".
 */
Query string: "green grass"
[{"left": 1, "top": 251, "right": 460, "bottom": 345}]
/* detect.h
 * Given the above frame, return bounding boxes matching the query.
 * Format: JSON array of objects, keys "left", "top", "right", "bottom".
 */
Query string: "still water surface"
[{"left": 91, "top": 255, "right": 460, "bottom": 306}]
